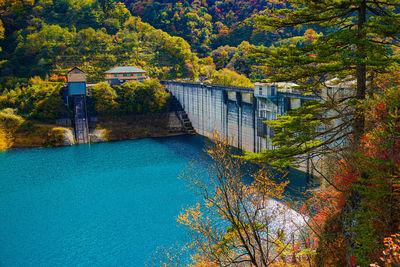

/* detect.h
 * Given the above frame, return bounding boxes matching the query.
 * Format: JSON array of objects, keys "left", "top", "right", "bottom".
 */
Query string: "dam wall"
[
  {"left": 163, "top": 81, "right": 320, "bottom": 154},
  {"left": 163, "top": 81, "right": 272, "bottom": 153}
]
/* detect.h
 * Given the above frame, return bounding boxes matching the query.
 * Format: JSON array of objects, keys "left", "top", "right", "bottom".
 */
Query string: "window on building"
[
  {"left": 123, "top": 74, "right": 132, "bottom": 77},
  {"left": 271, "top": 86, "right": 276, "bottom": 95},
  {"left": 137, "top": 73, "right": 143, "bottom": 77},
  {"left": 259, "top": 88, "right": 262, "bottom": 95},
  {"left": 114, "top": 74, "right": 119, "bottom": 77}
]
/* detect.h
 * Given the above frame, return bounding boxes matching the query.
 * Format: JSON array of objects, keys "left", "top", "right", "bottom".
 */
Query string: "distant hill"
[
  {"left": 0, "top": 0, "right": 199, "bottom": 82},
  {"left": 0, "top": 0, "right": 304, "bottom": 84},
  {"left": 119, "top": 0, "right": 301, "bottom": 56}
]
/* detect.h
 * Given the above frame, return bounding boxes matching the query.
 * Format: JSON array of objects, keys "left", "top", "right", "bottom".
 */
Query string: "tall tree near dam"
[
  {"left": 251, "top": 0, "right": 400, "bottom": 264},
  {"left": 253, "top": 0, "right": 400, "bottom": 161}
]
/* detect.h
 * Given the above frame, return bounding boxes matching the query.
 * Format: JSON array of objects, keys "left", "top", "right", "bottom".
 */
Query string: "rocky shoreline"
[{"left": 1, "top": 112, "right": 187, "bottom": 150}]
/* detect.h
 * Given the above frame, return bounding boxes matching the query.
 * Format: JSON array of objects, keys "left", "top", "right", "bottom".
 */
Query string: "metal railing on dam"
[{"left": 162, "top": 80, "right": 319, "bottom": 154}]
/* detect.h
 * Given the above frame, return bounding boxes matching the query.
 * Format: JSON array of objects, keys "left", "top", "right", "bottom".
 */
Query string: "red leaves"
[
  {"left": 336, "top": 171, "right": 358, "bottom": 187},
  {"left": 347, "top": 255, "right": 356, "bottom": 267},
  {"left": 299, "top": 204, "right": 306, "bottom": 214},
  {"left": 375, "top": 101, "right": 387, "bottom": 123}
]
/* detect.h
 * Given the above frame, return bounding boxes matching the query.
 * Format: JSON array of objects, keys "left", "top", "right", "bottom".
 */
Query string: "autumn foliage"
[{"left": 300, "top": 86, "right": 400, "bottom": 266}]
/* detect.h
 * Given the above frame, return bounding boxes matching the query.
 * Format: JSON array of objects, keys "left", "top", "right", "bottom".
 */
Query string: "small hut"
[{"left": 67, "top": 67, "right": 87, "bottom": 96}]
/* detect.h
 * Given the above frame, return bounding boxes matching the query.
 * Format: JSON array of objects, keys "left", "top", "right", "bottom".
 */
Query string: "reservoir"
[
  {"left": 0, "top": 135, "right": 308, "bottom": 266},
  {"left": 0, "top": 135, "right": 207, "bottom": 266}
]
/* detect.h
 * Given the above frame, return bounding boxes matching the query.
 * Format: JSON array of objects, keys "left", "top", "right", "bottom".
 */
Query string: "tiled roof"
[
  {"left": 67, "top": 66, "right": 85, "bottom": 73},
  {"left": 255, "top": 82, "right": 299, "bottom": 88},
  {"left": 105, "top": 66, "right": 147, "bottom": 74}
]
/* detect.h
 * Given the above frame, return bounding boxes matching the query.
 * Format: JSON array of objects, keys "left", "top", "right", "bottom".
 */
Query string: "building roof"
[
  {"left": 255, "top": 81, "right": 299, "bottom": 87},
  {"left": 105, "top": 66, "right": 147, "bottom": 74},
  {"left": 67, "top": 66, "right": 85, "bottom": 73}
]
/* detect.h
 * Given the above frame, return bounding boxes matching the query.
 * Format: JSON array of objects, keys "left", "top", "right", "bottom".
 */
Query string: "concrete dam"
[{"left": 162, "top": 81, "right": 318, "bottom": 153}]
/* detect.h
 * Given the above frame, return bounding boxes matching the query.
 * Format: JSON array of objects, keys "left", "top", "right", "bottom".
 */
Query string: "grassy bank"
[
  {"left": 11, "top": 124, "right": 67, "bottom": 148},
  {"left": 0, "top": 123, "right": 69, "bottom": 150},
  {"left": 0, "top": 108, "right": 68, "bottom": 150}
]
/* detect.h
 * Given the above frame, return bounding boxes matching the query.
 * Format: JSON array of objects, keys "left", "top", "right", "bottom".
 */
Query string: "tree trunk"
[
  {"left": 343, "top": 2, "right": 368, "bottom": 265},
  {"left": 353, "top": 0, "right": 367, "bottom": 149}
]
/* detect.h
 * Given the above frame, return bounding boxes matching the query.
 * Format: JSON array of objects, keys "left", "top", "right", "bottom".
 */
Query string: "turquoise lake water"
[
  {"left": 0, "top": 135, "right": 309, "bottom": 266},
  {"left": 0, "top": 135, "right": 209, "bottom": 266}
]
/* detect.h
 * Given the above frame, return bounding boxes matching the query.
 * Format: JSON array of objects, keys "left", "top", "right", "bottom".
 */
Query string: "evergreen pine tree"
[
  {"left": 250, "top": 0, "right": 400, "bottom": 166},
  {"left": 251, "top": 1, "right": 400, "bottom": 263}
]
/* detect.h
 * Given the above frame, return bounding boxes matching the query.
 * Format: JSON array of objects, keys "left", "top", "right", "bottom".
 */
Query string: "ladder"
[
  {"left": 73, "top": 95, "right": 90, "bottom": 144},
  {"left": 169, "top": 95, "right": 196, "bottom": 135}
]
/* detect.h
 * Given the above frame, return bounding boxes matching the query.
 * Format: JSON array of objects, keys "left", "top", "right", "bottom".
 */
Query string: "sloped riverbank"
[{"left": 1, "top": 113, "right": 186, "bottom": 151}]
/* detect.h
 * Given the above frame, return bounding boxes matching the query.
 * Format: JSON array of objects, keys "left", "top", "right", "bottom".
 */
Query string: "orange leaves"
[
  {"left": 371, "top": 233, "right": 400, "bottom": 266},
  {"left": 299, "top": 204, "right": 306, "bottom": 214},
  {"left": 48, "top": 74, "right": 66, "bottom": 83}
]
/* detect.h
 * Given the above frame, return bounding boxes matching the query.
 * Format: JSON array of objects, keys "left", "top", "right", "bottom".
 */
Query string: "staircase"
[
  {"left": 168, "top": 95, "right": 196, "bottom": 135},
  {"left": 72, "top": 95, "right": 90, "bottom": 144}
]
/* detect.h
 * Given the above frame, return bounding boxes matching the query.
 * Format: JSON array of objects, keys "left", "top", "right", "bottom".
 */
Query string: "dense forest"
[
  {"left": 0, "top": 0, "right": 200, "bottom": 140},
  {"left": 121, "top": 0, "right": 297, "bottom": 54},
  {"left": 0, "top": 0, "right": 300, "bottom": 127},
  {"left": 0, "top": 0, "right": 306, "bottom": 85},
  {"left": 1, "top": 0, "right": 400, "bottom": 266},
  {"left": 0, "top": 0, "right": 199, "bottom": 84}
]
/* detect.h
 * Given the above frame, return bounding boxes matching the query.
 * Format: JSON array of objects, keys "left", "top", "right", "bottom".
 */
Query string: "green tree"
[
  {"left": 0, "top": 77, "right": 66, "bottom": 123},
  {"left": 226, "top": 41, "right": 257, "bottom": 77},
  {"left": 251, "top": 0, "right": 400, "bottom": 164},
  {"left": 211, "top": 45, "right": 237, "bottom": 70},
  {"left": 89, "top": 82, "right": 119, "bottom": 117},
  {"left": 252, "top": 1, "right": 400, "bottom": 263},
  {"left": 114, "top": 79, "right": 169, "bottom": 114},
  {"left": 211, "top": 68, "right": 253, "bottom": 87},
  {"left": 99, "top": 0, "right": 114, "bottom": 14}
]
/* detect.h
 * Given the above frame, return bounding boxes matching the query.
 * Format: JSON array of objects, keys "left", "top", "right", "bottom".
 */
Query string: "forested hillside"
[
  {"left": 0, "top": 0, "right": 305, "bottom": 85},
  {"left": 0, "top": 0, "right": 199, "bottom": 83},
  {"left": 121, "top": 0, "right": 298, "bottom": 55},
  {"left": 115, "top": 0, "right": 309, "bottom": 80},
  {"left": 1, "top": 1, "right": 400, "bottom": 265}
]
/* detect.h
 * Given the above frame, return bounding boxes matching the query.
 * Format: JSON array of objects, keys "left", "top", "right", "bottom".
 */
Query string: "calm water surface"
[{"left": 0, "top": 135, "right": 207, "bottom": 266}]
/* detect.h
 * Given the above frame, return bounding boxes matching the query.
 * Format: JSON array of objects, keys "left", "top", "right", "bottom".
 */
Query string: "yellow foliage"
[
  {"left": 176, "top": 132, "right": 306, "bottom": 265},
  {"left": 0, "top": 129, "right": 11, "bottom": 151},
  {"left": 48, "top": 127, "right": 66, "bottom": 145},
  {"left": 211, "top": 68, "right": 253, "bottom": 87}
]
